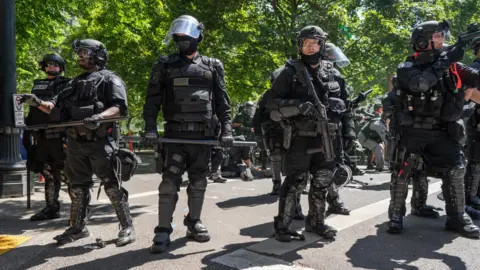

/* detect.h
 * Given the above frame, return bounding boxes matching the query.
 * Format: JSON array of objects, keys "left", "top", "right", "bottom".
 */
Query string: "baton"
[
  {"left": 26, "top": 117, "right": 127, "bottom": 131},
  {"left": 122, "top": 136, "right": 257, "bottom": 147}
]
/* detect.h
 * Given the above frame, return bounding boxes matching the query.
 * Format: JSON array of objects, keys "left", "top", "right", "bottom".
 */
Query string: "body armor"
[
  {"left": 64, "top": 70, "right": 114, "bottom": 139},
  {"left": 396, "top": 57, "right": 465, "bottom": 129},
  {"left": 160, "top": 55, "right": 218, "bottom": 138},
  {"left": 29, "top": 77, "right": 69, "bottom": 126},
  {"left": 285, "top": 60, "right": 342, "bottom": 134}
]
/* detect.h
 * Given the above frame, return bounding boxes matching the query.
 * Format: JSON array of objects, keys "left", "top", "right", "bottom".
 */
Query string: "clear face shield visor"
[
  {"left": 324, "top": 43, "right": 350, "bottom": 68},
  {"left": 163, "top": 18, "right": 203, "bottom": 44}
]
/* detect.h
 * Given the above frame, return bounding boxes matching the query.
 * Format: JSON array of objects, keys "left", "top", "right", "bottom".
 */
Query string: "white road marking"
[{"left": 213, "top": 181, "right": 442, "bottom": 269}]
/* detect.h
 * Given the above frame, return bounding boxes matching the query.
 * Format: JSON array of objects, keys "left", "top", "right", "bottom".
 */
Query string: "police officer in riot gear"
[
  {"left": 382, "top": 79, "right": 440, "bottom": 219},
  {"left": 388, "top": 20, "right": 480, "bottom": 238},
  {"left": 24, "top": 53, "right": 70, "bottom": 221},
  {"left": 21, "top": 39, "right": 135, "bottom": 246},
  {"left": 143, "top": 15, "right": 233, "bottom": 253},
  {"left": 264, "top": 26, "right": 355, "bottom": 241},
  {"left": 464, "top": 37, "right": 480, "bottom": 218}
]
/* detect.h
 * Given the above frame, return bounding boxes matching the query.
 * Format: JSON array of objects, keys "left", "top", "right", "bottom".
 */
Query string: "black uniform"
[
  {"left": 143, "top": 53, "right": 232, "bottom": 240},
  {"left": 25, "top": 76, "right": 70, "bottom": 221},
  {"left": 388, "top": 53, "right": 480, "bottom": 237},
  {"left": 265, "top": 59, "right": 355, "bottom": 241},
  {"left": 464, "top": 59, "right": 480, "bottom": 213},
  {"left": 52, "top": 68, "right": 133, "bottom": 244}
]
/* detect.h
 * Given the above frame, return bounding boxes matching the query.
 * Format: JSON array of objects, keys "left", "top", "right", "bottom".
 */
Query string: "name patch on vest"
[
  {"left": 174, "top": 78, "right": 189, "bottom": 86},
  {"left": 33, "top": 84, "right": 49, "bottom": 90}
]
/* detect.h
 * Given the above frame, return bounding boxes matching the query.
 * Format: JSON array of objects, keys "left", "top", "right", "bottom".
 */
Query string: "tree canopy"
[{"left": 15, "top": 0, "right": 480, "bottom": 131}]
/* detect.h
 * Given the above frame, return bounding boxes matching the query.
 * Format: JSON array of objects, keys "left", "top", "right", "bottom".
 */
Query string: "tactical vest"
[
  {"left": 286, "top": 60, "right": 345, "bottom": 133},
  {"left": 65, "top": 70, "right": 114, "bottom": 139},
  {"left": 360, "top": 118, "right": 382, "bottom": 143},
  {"left": 396, "top": 58, "right": 465, "bottom": 129},
  {"left": 162, "top": 56, "right": 217, "bottom": 137},
  {"left": 29, "top": 77, "right": 69, "bottom": 125}
]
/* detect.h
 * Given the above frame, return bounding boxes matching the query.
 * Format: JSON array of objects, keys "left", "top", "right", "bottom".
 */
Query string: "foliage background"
[{"left": 15, "top": 0, "right": 480, "bottom": 132}]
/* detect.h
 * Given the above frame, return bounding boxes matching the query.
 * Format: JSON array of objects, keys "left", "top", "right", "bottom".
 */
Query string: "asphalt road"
[{"left": 1, "top": 162, "right": 478, "bottom": 270}]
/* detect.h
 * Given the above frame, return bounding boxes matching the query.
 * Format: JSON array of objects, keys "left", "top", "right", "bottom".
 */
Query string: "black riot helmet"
[
  {"left": 411, "top": 20, "right": 451, "bottom": 51},
  {"left": 472, "top": 37, "right": 480, "bottom": 56},
  {"left": 72, "top": 39, "right": 108, "bottom": 68},
  {"left": 164, "top": 15, "right": 204, "bottom": 44},
  {"left": 38, "top": 53, "right": 66, "bottom": 75},
  {"left": 164, "top": 15, "right": 204, "bottom": 55},
  {"left": 296, "top": 26, "right": 328, "bottom": 65}
]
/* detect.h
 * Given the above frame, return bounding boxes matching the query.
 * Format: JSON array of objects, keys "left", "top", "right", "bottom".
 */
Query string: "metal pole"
[{"left": 0, "top": 0, "right": 28, "bottom": 197}]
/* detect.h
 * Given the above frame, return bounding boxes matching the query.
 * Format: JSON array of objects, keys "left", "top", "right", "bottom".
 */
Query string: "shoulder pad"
[
  {"left": 158, "top": 54, "right": 179, "bottom": 64},
  {"left": 211, "top": 58, "right": 223, "bottom": 67},
  {"left": 398, "top": 61, "right": 413, "bottom": 69}
]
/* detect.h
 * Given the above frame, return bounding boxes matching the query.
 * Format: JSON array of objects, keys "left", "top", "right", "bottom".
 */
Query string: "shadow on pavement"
[
  {"left": 345, "top": 221, "right": 465, "bottom": 270},
  {"left": 216, "top": 194, "right": 278, "bottom": 210}
]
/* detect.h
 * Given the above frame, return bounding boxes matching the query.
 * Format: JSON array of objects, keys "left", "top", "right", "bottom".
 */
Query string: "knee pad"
[
  {"left": 188, "top": 177, "right": 208, "bottom": 192},
  {"left": 270, "top": 148, "right": 283, "bottom": 162},
  {"left": 158, "top": 178, "right": 181, "bottom": 195},
  {"left": 470, "top": 163, "right": 480, "bottom": 175},
  {"left": 312, "top": 169, "right": 334, "bottom": 189}
]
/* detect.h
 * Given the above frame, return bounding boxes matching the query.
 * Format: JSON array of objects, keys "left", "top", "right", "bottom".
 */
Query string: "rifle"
[
  {"left": 298, "top": 67, "right": 335, "bottom": 161},
  {"left": 122, "top": 136, "right": 257, "bottom": 147},
  {"left": 26, "top": 117, "right": 127, "bottom": 131},
  {"left": 352, "top": 89, "right": 373, "bottom": 109},
  {"left": 456, "top": 23, "right": 480, "bottom": 46}
]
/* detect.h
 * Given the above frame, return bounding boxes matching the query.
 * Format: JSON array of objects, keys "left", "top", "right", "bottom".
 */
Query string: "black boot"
[
  {"left": 443, "top": 168, "right": 480, "bottom": 238},
  {"left": 387, "top": 210, "right": 404, "bottom": 234},
  {"left": 387, "top": 172, "right": 408, "bottom": 234},
  {"left": 305, "top": 214, "right": 337, "bottom": 239},
  {"left": 105, "top": 187, "right": 135, "bottom": 247},
  {"left": 327, "top": 187, "right": 351, "bottom": 215},
  {"left": 445, "top": 213, "right": 480, "bottom": 238},
  {"left": 270, "top": 181, "right": 281, "bottom": 195},
  {"left": 30, "top": 204, "right": 60, "bottom": 221},
  {"left": 32, "top": 173, "right": 61, "bottom": 221},
  {"left": 150, "top": 226, "right": 172, "bottom": 254},
  {"left": 184, "top": 216, "right": 210, "bottom": 242},
  {"left": 54, "top": 188, "right": 90, "bottom": 245},
  {"left": 273, "top": 216, "right": 304, "bottom": 242}
]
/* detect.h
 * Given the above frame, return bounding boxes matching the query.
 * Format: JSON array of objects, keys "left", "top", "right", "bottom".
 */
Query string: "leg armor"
[
  {"left": 54, "top": 187, "right": 90, "bottom": 245},
  {"left": 274, "top": 173, "right": 307, "bottom": 242},
  {"left": 442, "top": 165, "right": 480, "bottom": 238},
  {"left": 105, "top": 184, "right": 135, "bottom": 246},
  {"left": 270, "top": 148, "right": 283, "bottom": 195},
  {"left": 465, "top": 162, "right": 480, "bottom": 209},
  {"left": 30, "top": 166, "right": 61, "bottom": 221},
  {"left": 306, "top": 169, "right": 337, "bottom": 239},
  {"left": 326, "top": 183, "right": 351, "bottom": 215},
  {"left": 410, "top": 159, "right": 440, "bottom": 218},
  {"left": 185, "top": 170, "right": 210, "bottom": 242},
  {"left": 387, "top": 148, "right": 416, "bottom": 234}
]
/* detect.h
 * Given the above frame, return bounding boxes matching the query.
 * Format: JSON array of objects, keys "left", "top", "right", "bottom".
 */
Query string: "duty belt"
[
  {"left": 67, "top": 127, "right": 106, "bottom": 142},
  {"left": 296, "top": 123, "right": 339, "bottom": 137},
  {"left": 164, "top": 122, "right": 205, "bottom": 132},
  {"left": 34, "top": 127, "right": 66, "bottom": 140}
]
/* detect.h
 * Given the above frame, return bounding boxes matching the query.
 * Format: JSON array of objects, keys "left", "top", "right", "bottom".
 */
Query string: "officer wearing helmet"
[
  {"left": 388, "top": 20, "right": 480, "bottom": 238},
  {"left": 263, "top": 25, "right": 355, "bottom": 242},
  {"left": 463, "top": 37, "right": 480, "bottom": 219},
  {"left": 23, "top": 53, "right": 70, "bottom": 222},
  {"left": 142, "top": 15, "right": 233, "bottom": 253},
  {"left": 21, "top": 39, "right": 134, "bottom": 246}
]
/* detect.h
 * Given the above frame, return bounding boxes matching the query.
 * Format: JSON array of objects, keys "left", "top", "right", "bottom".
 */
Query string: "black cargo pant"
[
  {"left": 389, "top": 128, "right": 465, "bottom": 219},
  {"left": 210, "top": 146, "right": 224, "bottom": 174},
  {"left": 34, "top": 137, "right": 68, "bottom": 211},
  {"left": 156, "top": 143, "right": 211, "bottom": 230},
  {"left": 65, "top": 137, "right": 132, "bottom": 230},
  {"left": 277, "top": 136, "right": 336, "bottom": 230}
]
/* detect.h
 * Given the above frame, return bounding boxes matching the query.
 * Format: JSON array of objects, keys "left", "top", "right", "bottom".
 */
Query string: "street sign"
[{"left": 12, "top": 94, "right": 25, "bottom": 127}]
